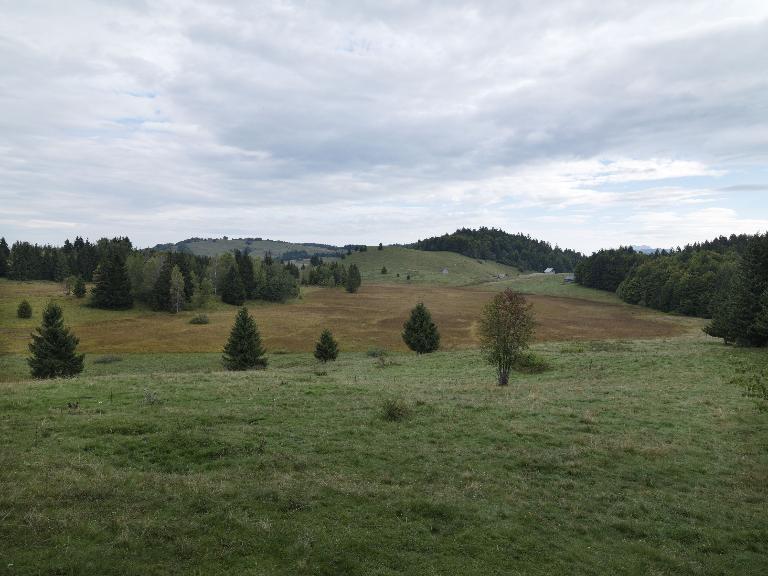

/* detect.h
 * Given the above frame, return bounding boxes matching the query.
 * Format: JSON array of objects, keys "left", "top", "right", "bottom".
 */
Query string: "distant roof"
[{"left": 544, "top": 267, "right": 555, "bottom": 273}]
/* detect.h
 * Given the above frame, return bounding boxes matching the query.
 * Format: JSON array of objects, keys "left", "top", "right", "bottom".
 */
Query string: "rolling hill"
[
  {"left": 342, "top": 246, "right": 519, "bottom": 286},
  {"left": 153, "top": 237, "right": 343, "bottom": 259}
]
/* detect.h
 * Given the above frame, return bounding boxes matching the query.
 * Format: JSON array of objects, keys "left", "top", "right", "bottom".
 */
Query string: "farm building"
[
  {"left": 564, "top": 274, "right": 575, "bottom": 283},
  {"left": 544, "top": 267, "right": 556, "bottom": 274}
]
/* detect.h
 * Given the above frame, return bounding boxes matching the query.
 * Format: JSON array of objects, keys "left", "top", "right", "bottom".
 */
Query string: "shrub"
[
  {"left": 382, "top": 398, "right": 410, "bottom": 422},
  {"left": 314, "top": 329, "right": 339, "bottom": 362},
  {"left": 17, "top": 300, "right": 32, "bottom": 318},
  {"left": 190, "top": 313, "right": 210, "bottom": 325},
  {"left": 511, "top": 352, "right": 551, "bottom": 374},
  {"left": 381, "top": 266, "right": 388, "bottom": 274},
  {"left": 27, "top": 302, "right": 84, "bottom": 378},
  {"left": 733, "top": 366, "right": 768, "bottom": 412},
  {"left": 93, "top": 355, "right": 123, "bottom": 364},
  {"left": 222, "top": 307, "right": 267, "bottom": 370},
  {"left": 366, "top": 347, "right": 388, "bottom": 358},
  {"left": 402, "top": 303, "right": 440, "bottom": 354}
]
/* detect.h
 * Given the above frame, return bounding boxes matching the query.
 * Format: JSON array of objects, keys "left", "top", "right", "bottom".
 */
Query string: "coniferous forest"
[{"left": 413, "top": 227, "right": 583, "bottom": 272}]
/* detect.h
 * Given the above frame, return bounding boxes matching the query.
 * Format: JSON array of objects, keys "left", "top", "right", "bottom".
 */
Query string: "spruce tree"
[
  {"left": 346, "top": 264, "right": 362, "bottom": 293},
  {"left": 152, "top": 260, "right": 173, "bottom": 311},
  {"left": 90, "top": 249, "right": 133, "bottom": 309},
  {"left": 235, "top": 250, "right": 257, "bottom": 299},
  {"left": 28, "top": 302, "right": 84, "bottom": 378},
  {"left": 402, "top": 303, "right": 440, "bottom": 354},
  {"left": 221, "top": 265, "right": 246, "bottom": 305},
  {"left": 314, "top": 329, "right": 339, "bottom": 362},
  {"left": 73, "top": 277, "right": 86, "bottom": 298},
  {"left": 0, "top": 237, "right": 9, "bottom": 277},
  {"left": 222, "top": 307, "right": 267, "bottom": 370}
]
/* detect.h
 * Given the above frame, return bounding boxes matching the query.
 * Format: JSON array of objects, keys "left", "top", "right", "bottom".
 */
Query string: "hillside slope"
[
  {"left": 153, "top": 237, "right": 342, "bottom": 259},
  {"left": 343, "top": 246, "right": 519, "bottom": 286}
]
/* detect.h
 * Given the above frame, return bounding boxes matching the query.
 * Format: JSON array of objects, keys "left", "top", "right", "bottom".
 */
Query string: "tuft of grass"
[
  {"left": 381, "top": 398, "right": 411, "bottom": 422},
  {"left": 189, "top": 313, "right": 210, "bottom": 325}
]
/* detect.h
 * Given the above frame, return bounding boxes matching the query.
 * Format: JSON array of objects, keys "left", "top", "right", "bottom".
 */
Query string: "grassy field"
[
  {"left": 343, "top": 247, "right": 519, "bottom": 286},
  {"left": 1, "top": 339, "right": 766, "bottom": 575},
  {"left": 0, "top": 279, "right": 694, "bottom": 364}
]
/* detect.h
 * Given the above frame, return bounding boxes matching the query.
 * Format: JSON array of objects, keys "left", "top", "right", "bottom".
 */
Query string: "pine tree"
[
  {"left": 378, "top": 243, "right": 383, "bottom": 250},
  {"left": 152, "top": 260, "right": 173, "bottom": 311},
  {"left": 90, "top": 249, "right": 133, "bottom": 309},
  {"left": 381, "top": 266, "right": 388, "bottom": 274},
  {"left": 346, "top": 264, "right": 362, "bottom": 293},
  {"left": 221, "top": 265, "right": 246, "bottom": 305},
  {"left": 73, "top": 277, "right": 86, "bottom": 298},
  {"left": 0, "top": 237, "right": 9, "bottom": 277},
  {"left": 28, "top": 302, "right": 84, "bottom": 378},
  {"left": 402, "top": 303, "right": 440, "bottom": 354},
  {"left": 235, "top": 250, "right": 257, "bottom": 299},
  {"left": 222, "top": 307, "right": 267, "bottom": 370},
  {"left": 314, "top": 329, "right": 339, "bottom": 362}
]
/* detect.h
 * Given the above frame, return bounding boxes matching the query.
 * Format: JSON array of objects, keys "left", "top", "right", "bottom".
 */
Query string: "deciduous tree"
[{"left": 479, "top": 289, "right": 535, "bottom": 385}]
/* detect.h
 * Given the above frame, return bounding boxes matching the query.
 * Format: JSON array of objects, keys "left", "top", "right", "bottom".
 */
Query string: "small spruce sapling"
[
  {"left": 222, "top": 307, "right": 267, "bottom": 370},
  {"left": 314, "top": 329, "right": 339, "bottom": 362}
]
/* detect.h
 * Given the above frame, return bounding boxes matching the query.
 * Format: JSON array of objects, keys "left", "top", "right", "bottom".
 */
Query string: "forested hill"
[
  {"left": 153, "top": 237, "right": 343, "bottom": 260},
  {"left": 575, "top": 233, "right": 755, "bottom": 319},
  {"left": 412, "top": 228, "right": 583, "bottom": 272}
]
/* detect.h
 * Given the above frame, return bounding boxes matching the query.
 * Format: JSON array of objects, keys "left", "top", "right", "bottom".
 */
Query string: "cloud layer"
[{"left": 1, "top": 0, "right": 767, "bottom": 251}]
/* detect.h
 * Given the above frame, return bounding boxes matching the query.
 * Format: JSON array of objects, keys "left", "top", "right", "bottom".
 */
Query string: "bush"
[
  {"left": 93, "top": 355, "right": 123, "bottom": 364},
  {"left": 189, "top": 313, "right": 210, "bottom": 325},
  {"left": 511, "top": 352, "right": 551, "bottom": 374},
  {"left": 733, "top": 366, "right": 768, "bottom": 412},
  {"left": 366, "top": 347, "right": 388, "bottom": 358},
  {"left": 17, "top": 300, "right": 32, "bottom": 318},
  {"left": 382, "top": 398, "right": 410, "bottom": 422}
]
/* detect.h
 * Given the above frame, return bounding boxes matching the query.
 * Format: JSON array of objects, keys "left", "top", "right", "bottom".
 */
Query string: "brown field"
[{"left": 0, "top": 280, "right": 697, "bottom": 355}]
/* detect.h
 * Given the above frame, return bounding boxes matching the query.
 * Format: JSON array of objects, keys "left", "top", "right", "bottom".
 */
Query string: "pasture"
[
  {"left": 0, "top": 279, "right": 693, "bottom": 365},
  {"left": 1, "top": 340, "right": 767, "bottom": 574}
]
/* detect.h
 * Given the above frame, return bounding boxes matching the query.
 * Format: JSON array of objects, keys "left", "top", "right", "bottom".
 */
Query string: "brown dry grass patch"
[{"left": 1, "top": 281, "right": 691, "bottom": 354}]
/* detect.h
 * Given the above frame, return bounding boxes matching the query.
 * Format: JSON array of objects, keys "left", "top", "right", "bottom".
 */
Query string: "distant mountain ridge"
[{"left": 153, "top": 237, "right": 344, "bottom": 259}]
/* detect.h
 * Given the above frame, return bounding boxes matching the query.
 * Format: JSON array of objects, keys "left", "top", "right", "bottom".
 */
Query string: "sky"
[{"left": 1, "top": 0, "right": 767, "bottom": 253}]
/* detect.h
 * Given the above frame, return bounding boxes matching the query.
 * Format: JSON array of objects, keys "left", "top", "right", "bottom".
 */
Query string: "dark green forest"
[{"left": 412, "top": 227, "right": 583, "bottom": 272}]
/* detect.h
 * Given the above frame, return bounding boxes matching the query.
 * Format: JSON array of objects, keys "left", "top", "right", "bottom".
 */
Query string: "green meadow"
[{"left": 1, "top": 338, "right": 767, "bottom": 575}]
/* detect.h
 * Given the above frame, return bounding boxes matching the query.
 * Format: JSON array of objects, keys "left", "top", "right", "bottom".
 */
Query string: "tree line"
[
  {"left": 574, "top": 233, "right": 768, "bottom": 346},
  {"left": 0, "top": 236, "right": 131, "bottom": 282},
  {"left": 412, "top": 227, "right": 583, "bottom": 272}
]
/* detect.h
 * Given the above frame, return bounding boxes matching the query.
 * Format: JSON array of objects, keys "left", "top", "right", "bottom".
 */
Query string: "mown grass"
[
  {"left": 1, "top": 340, "right": 766, "bottom": 575},
  {"left": 344, "top": 247, "right": 519, "bottom": 286}
]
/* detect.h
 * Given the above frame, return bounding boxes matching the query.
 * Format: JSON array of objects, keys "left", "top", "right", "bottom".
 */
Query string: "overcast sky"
[{"left": 1, "top": 0, "right": 767, "bottom": 252}]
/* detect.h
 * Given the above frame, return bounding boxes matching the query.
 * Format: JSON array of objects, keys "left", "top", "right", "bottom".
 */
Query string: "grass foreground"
[{"left": 1, "top": 339, "right": 766, "bottom": 575}]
